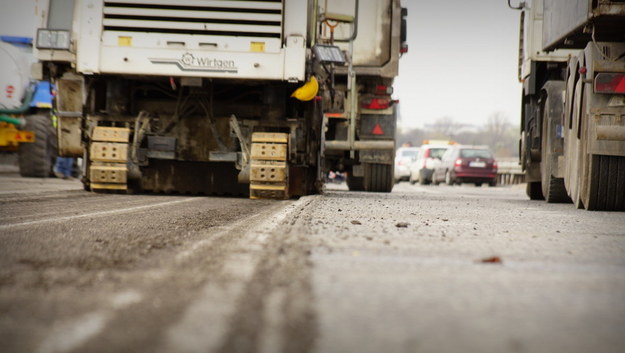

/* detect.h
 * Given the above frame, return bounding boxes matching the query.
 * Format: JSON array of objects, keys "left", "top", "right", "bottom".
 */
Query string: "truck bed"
[{"left": 542, "top": 0, "right": 625, "bottom": 51}]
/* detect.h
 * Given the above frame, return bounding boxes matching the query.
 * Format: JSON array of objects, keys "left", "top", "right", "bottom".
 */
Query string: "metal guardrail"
[{"left": 497, "top": 158, "right": 524, "bottom": 185}]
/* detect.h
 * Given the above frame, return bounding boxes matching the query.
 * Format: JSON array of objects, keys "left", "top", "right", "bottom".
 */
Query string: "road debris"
[{"left": 477, "top": 256, "right": 503, "bottom": 264}]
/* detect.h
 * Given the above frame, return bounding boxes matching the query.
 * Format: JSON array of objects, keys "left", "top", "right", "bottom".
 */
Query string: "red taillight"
[
  {"left": 398, "top": 160, "right": 406, "bottom": 166},
  {"left": 594, "top": 73, "right": 625, "bottom": 94},
  {"left": 422, "top": 149, "right": 430, "bottom": 168},
  {"left": 375, "top": 85, "right": 393, "bottom": 95},
  {"left": 362, "top": 98, "right": 390, "bottom": 110}
]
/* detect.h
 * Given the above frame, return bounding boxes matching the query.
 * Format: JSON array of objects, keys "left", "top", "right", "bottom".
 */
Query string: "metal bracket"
[{"left": 230, "top": 114, "right": 250, "bottom": 169}]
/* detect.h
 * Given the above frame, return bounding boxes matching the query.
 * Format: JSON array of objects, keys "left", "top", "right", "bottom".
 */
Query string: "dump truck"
[
  {"left": 510, "top": 0, "right": 625, "bottom": 211},
  {"left": 0, "top": 36, "right": 57, "bottom": 177},
  {"left": 34, "top": 0, "right": 406, "bottom": 198}
]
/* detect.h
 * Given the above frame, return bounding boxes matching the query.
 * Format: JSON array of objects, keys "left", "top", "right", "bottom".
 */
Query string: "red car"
[{"left": 432, "top": 145, "right": 498, "bottom": 187}]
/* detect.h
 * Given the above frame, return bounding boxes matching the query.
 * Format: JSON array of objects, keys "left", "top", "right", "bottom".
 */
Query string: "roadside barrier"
[{"left": 496, "top": 158, "right": 524, "bottom": 185}]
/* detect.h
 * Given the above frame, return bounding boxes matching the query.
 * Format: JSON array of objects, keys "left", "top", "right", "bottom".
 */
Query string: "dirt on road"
[{"left": 1, "top": 175, "right": 624, "bottom": 353}]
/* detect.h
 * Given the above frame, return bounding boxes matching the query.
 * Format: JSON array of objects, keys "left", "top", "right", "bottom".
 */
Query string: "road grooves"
[{"left": 217, "top": 197, "right": 318, "bottom": 353}]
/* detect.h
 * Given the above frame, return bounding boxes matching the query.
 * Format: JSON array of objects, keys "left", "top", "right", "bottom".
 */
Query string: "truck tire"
[
  {"left": 526, "top": 181, "right": 544, "bottom": 200},
  {"left": 364, "top": 163, "right": 393, "bottom": 192},
  {"left": 18, "top": 114, "right": 57, "bottom": 177},
  {"left": 564, "top": 66, "right": 586, "bottom": 209},
  {"left": 346, "top": 174, "right": 364, "bottom": 191},
  {"left": 540, "top": 82, "right": 571, "bottom": 203},
  {"left": 585, "top": 155, "right": 625, "bottom": 211}
]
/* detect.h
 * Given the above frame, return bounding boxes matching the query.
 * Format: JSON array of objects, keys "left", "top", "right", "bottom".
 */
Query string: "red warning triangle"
[{"left": 372, "top": 123, "right": 384, "bottom": 135}]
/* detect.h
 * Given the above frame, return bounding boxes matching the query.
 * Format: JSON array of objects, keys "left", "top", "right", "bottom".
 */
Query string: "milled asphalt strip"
[
  {"left": 33, "top": 197, "right": 309, "bottom": 353},
  {"left": 36, "top": 290, "right": 143, "bottom": 353},
  {"left": 163, "top": 196, "right": 317, "bottom": 353},
  {"left": 0, "top": 197, "right": 198, "bottom": 230}
]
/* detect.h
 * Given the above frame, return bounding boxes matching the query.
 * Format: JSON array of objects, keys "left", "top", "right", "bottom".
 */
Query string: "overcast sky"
[{"left": 394, "top": 0, "right": 522, "bottom": 130}]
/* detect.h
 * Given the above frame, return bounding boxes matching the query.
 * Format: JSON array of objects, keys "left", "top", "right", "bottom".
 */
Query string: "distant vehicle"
[
  {"left": 432, "top": 145, "right": 497, "bottom": 187},
  {"left": 409, "top": 142, "right": 451, "bottom": 185},
  {"left": 394, "top": 147, "right": 420, "bottom": 183}
]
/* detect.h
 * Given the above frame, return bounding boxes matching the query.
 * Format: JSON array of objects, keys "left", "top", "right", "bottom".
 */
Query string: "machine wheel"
[
  {"left": 564, "top": 65, "right": 586, "bottom": 209},
  {"left": 526, "top": 181, "right": 544, "bottom": 200},
  {"left": 18, "top": 114, "right": 57, "bottom": 177},
  {"left": 584, "top": 155, "right": 625, "bottom": 211},
  {"left": 347, "top": 174, "right": 364, "bottom": 191},
  {"left": 488, "top": 179, "right": 497, "bottom": 187},
  {"left": 474, "top": 183, "right": 482, "bottom": 187},
  {"left": 540, "top": 82, "right": 571, "bottom": 203},
  {"left": 445, "top": 170, "right": 453, "bottom": 185},
  {"left": 364, "top": 163, "right": 393, "bottom": 192}
]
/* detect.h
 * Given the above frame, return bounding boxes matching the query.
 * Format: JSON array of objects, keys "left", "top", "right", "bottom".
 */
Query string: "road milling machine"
[{"left": 35, "top": 0, "right": 407, "bottom": 198}]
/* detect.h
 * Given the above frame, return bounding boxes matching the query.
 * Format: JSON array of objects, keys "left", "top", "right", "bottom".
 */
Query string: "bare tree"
[
  {"left": 429, "top": 116, "right": 462, "bottom": 139},
  {"left": 484, "top": 111, "right": 511, "bottom": 148}
]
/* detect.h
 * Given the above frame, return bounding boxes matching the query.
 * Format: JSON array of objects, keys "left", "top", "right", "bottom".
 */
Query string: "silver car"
[
  {"left": 409, "top": 144, "right": 450, "bottom": 185},
  {"left": 394, "top": 147, "right": 420, "bottom": 183}
]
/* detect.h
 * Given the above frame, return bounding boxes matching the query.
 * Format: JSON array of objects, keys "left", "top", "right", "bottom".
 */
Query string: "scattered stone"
[
  {"left": 395, "top": 222, "right": 409, "bottom": 228},
  {"left": 351, "top": 220, "right": 361, "bottom": 225},
  {"left": 477, "top": 256, "right": 503, "bottom": 264}
]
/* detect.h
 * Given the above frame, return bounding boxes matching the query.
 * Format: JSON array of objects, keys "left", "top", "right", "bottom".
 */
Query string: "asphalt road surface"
[{"left": 1, "top": 172, "right": 624, "bottom": 353}]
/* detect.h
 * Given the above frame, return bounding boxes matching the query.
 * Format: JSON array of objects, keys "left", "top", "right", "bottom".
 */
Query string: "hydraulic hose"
[{"left": 0, "top": 114, "right": 25, "bottom": 126}]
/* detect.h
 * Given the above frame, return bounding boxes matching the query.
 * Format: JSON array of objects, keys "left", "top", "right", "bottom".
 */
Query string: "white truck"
[
  {"left": 510, "top": 0, "right": 625, "bottom": 211},
  {"left": 34, "top": 0, "right": 406, "bottom": 198}
]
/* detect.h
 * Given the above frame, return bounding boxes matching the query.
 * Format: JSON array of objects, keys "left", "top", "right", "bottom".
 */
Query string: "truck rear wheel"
[
  {"left": 584, "top": 155, "right": 625, "bottom": 211},
  {"left": 526, "top": 181, "right": 544, "bottom": 200},
  {"left": 364, "top": 163, "right": 393, "bottom": 192},
  {"left": 564, "top": 72, "right": 585, "bottom": 209},
  {"left": 346, "top": 174, "right": 364, "bottom": 191},
  {"left": 18, "top": 114, "right": 57, "bottom": 177},
  {"left": 540, "top": 83, "right": 571, "bottom": 203}
]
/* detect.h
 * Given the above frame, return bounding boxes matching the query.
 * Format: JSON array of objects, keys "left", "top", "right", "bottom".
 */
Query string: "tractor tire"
[{"left": 18, "top": 114, "right": 57, "bottom": 177}]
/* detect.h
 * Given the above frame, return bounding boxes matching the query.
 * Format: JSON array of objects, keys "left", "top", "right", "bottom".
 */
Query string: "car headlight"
[{"left": 36, "top": 29, "right": 70, "bottom": 50}]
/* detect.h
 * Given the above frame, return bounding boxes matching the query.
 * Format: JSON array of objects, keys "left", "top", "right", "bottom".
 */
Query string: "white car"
[
  {"left": 394, "top": 147, "right": 420, "bottom": 182},
  {"left": 409, "top": 144, "right": 451, "bottom": 184}
]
